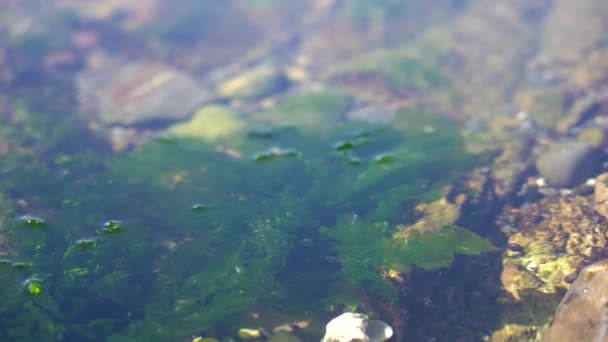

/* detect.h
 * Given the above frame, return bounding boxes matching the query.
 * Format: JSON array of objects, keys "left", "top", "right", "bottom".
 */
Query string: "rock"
[
  {"left": 594, "top": 173, "right": 608, "bottom": 219},
  {"left": 77, "top": 54, "right": 210, "bottom": 126},
  {"left": 542, "top": 259, "right": 608, "bottom": 341},
  {"left": 321, "top": 312, "right": 393, "bottom": 342},
  {"left": 535, "top": 141, "right": 604, "bottom": 188},
  {"left": 556, "top": 89, "right": 608, "bottom": 134},
  {"left": 576, "top": 127, "right": 608, "bottom": 148},
  {"left": 499, "top": 195, "right": 608, "bottom": 299},
  {"left": 217, "top": 65, "right": 289, "bottom": 100},
  {"left": 514, "top": 88, "right": 572, "bottom": 130},
  {"left": 167, "top": 105, "right": 246, "bottom": 141},
  {"left": 238, "top": 328, "right": 262, "bottom": 339}
]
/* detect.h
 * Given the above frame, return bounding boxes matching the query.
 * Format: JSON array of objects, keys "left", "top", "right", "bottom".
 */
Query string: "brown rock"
[
  {"left": 594, "top": 173, "right": 608, "bottom": 219},
  {"left": 76, "top": 54, "right": 211, "bottom": 126},
  {"left": 542, "top": 259, "right": 608, "bottom": 341}
]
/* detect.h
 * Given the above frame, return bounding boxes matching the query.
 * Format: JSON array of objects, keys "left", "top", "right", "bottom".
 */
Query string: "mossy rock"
[{"left": 167, "top": 105, "right": 246, "bottom": 141}]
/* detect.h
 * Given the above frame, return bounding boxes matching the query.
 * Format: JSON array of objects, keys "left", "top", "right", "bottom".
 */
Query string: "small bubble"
[
  {"left": 18, "top": 215, "right": 46, "bottom": 228},
  {"left": 101, "top": 220, "right": 124, "bottom": 234}
]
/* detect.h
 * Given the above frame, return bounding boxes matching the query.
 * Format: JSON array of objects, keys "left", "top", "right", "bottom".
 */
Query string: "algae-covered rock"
[
  {"left": 490, "top": 323, "right": 542, "bottom": 342},
  {"left": 514, "top": 88, "right": 572, "bottom": 130},
  {"left": 535, "top": 141, "right": 604, "bottom": 188},
  {"left": 167, "top": 105, "right": 246, "bottom": 141},
  {"left": 576, "top": 127, "right": 608, "bottom": 148},
  {"left": 542, "top": 259, "right": 608, "bottom": 342},
  {"left": 217, "top": 65, "right": 289, "bottom": 100},
  {"left": 500, "top": 195, "right": 608, "bottom": 299}
]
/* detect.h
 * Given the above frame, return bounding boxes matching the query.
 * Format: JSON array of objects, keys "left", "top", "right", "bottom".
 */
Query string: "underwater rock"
[
  {"left": 217, "top": 65, "right": 288, "bottom": 100},
  {"left": 238, "top": 328, "right": 262, "bottom": 339},
  {"left": 556, "top": 89, "right": 608, "bottom": 134},
  {"left": 514, "top": 88, "right": 572, "bottom": 130},
  {"left": 542, "top": 259, "right": 608, "bottom": 341},
  {"left": 577, "top": 127, "right": 608, "bottom": 148},
  {"left": 595, "top": 173, "right": 608, "bottom": 219},
  {"left": 76, "top": 53, "right": 210, "bottom": 125},
  {"left": 536, "top": 141, "right": 604, "bottom": 188},
  {"left": 321, "top": 312, "right": 393, "bottom": 342},
  {"left": 499, "top": 195, "right": 608, "bottom": 299}
]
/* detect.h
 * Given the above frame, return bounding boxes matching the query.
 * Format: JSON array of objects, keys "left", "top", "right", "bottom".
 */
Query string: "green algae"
[
  {"left": 255, "top": 90, "right": 351, "bottom": 130},
  {"left": 168, "top": 105, "right": 246, "bottom": 141},
  {"left": 0, "top": 100, "right": 492, "bottom": 340}
]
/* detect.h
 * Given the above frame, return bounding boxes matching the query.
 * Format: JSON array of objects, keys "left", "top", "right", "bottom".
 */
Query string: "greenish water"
[{"left": 0, "top": 92, "right": 497, "bottom": 340}]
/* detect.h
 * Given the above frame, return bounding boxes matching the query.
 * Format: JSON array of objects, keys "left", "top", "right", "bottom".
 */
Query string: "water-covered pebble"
[
  {"left": 536, "top": 141, "right": 604, "bottom": 188},
  {"left": 77, "top": 54, "right": 211, "bottom": 126}
]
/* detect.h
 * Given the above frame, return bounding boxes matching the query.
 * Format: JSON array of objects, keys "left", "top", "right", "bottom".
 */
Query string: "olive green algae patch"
[
  {"left": 0, "top": 107, "right": 490, "bottom": 340},
  {"left": 254, "top": 89, "right": 351, "bottom": 130},
  {"left": 168, "top": 105, "right": 246, "bottom": 141},
  {"left": 323, "top": 220, "right": 497, "bottom": 302}
]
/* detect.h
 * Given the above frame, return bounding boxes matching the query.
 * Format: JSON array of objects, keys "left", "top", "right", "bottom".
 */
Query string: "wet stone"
[
  {"left": 536, "top": 141, "right": 604, "bottom": 188},
  {"left": 77, "top": 54, "right": 211, "bottom": 126},
  {"left": 563, "top": 272, "right": 577, "bottom": 284},
  {"left": 543, "top": 259, "right": 608, "bottom": 341}
]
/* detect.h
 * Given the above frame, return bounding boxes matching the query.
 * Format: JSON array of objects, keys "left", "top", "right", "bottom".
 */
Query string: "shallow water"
[{"left": 1, "top": 1, "right": 605, "bottom": 341}]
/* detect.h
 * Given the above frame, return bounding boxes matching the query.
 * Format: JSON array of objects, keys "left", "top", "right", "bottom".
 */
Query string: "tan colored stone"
[
  {"left": 594, "top": 173, "right": 608, "bottom": 219},
  {"left": 542, "top": 259, "right": 608, "bottom": 341}
]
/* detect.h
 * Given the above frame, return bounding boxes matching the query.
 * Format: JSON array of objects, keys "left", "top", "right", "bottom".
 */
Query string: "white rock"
[{"left": 321, "top": 312, "right": 393, "bottom": 342}]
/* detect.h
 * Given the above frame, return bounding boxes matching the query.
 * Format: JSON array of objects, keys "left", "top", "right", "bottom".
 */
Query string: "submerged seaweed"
[{"left": 0, "top": 100, "right": 495, "bottom": 340}]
